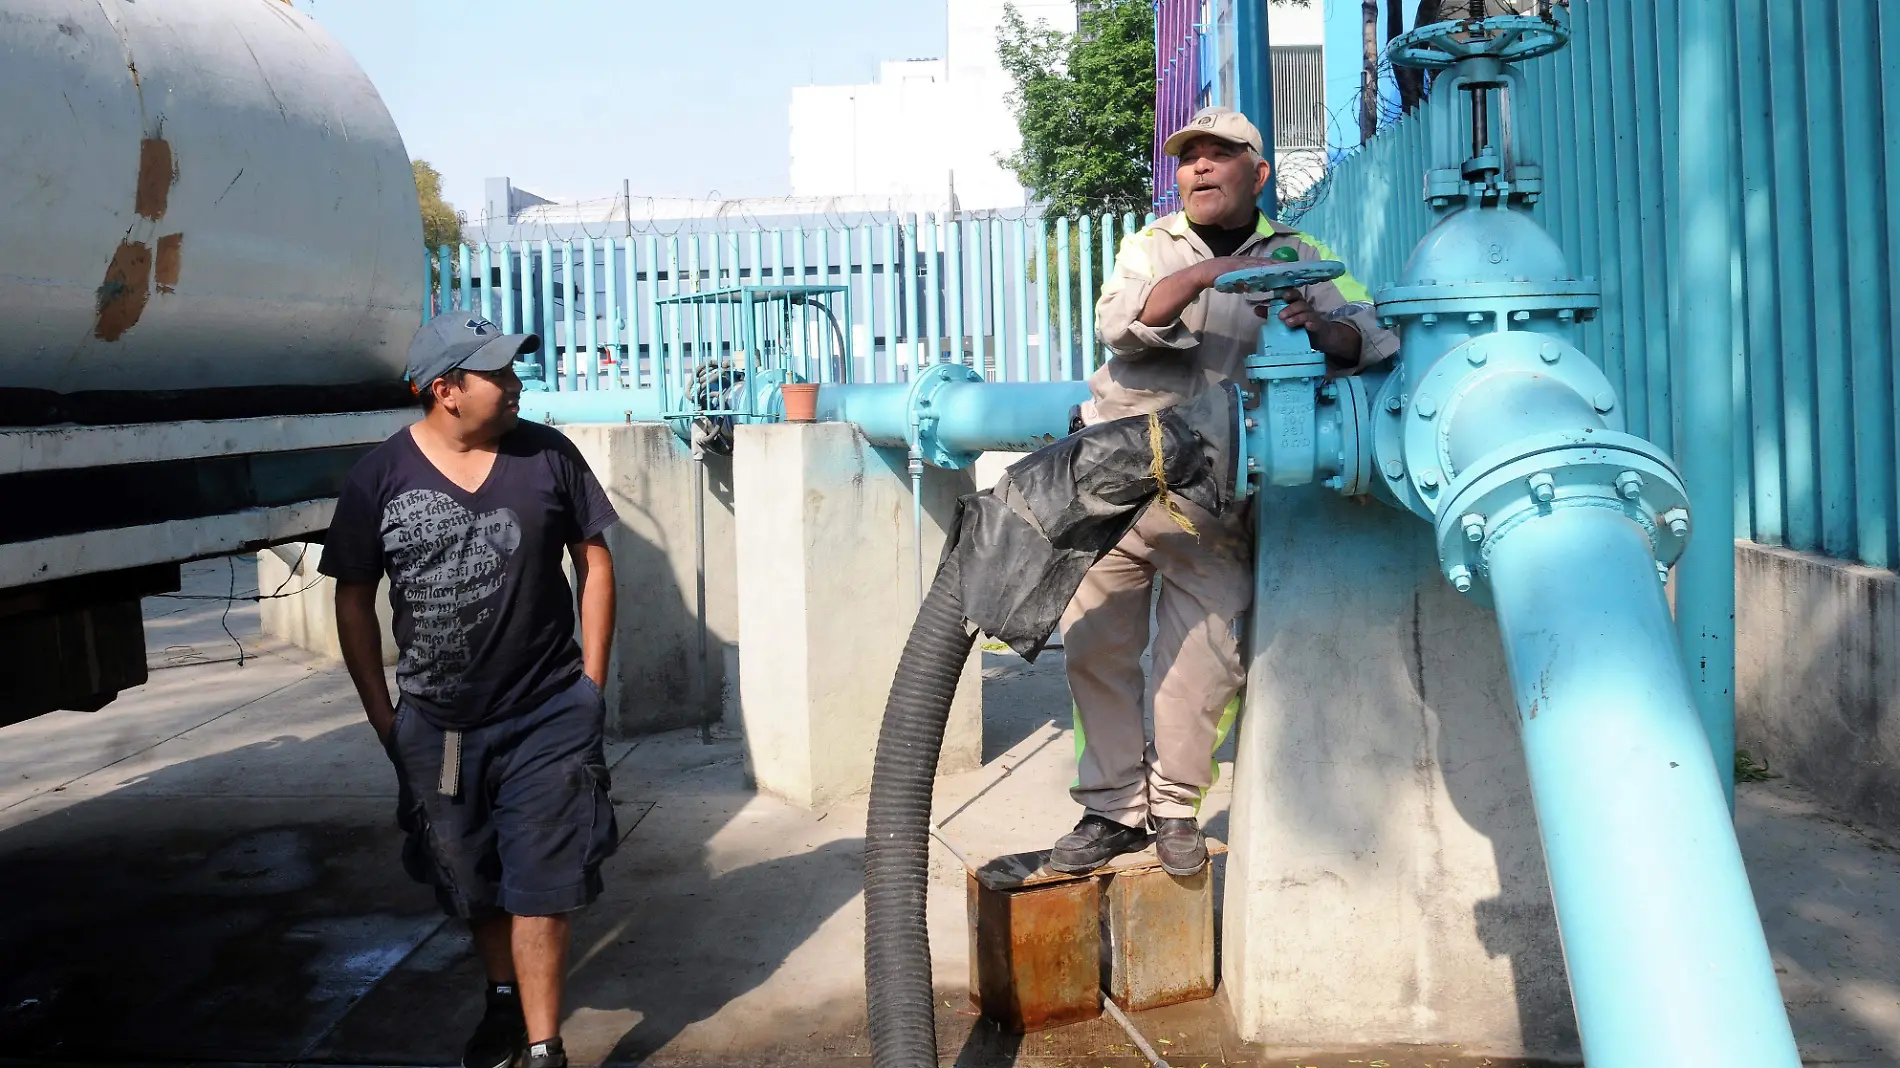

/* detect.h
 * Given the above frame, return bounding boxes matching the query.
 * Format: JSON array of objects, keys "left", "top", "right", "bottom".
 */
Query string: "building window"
[{"left": 1271, "top": 45, "right": 1325, "bottom": 149}]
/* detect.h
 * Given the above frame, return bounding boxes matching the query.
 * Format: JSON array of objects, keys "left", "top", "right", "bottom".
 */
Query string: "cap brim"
[
  {"left": 1163, "top": 129, "right": 1253, "bottom": 157},
  {"left": 459, "top": 333, "right": 541, "bottom": 372}
]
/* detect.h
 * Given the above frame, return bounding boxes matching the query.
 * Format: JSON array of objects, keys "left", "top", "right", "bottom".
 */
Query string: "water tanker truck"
[{"left": 0, "top": 0, "right": 421, "bottom": 724}]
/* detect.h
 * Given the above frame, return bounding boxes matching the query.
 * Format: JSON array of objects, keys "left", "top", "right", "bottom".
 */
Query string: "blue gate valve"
[{"left": 1214, "top": 260, "right": 1373, "bottom": 496}]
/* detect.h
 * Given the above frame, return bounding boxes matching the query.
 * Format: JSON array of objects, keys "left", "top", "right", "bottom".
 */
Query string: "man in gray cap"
[{"left": 321, "top": 315, "right": 619, "bottom": 1068}]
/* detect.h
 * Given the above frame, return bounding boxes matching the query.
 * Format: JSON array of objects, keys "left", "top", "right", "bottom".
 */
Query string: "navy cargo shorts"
[{"left": 384, "top": 673, "right": 618, "bottom": 918}]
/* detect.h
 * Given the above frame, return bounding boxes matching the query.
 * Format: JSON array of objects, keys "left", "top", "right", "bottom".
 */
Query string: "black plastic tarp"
[{"left": 939, "top": 389, "right": 1238, "bottom": 660}]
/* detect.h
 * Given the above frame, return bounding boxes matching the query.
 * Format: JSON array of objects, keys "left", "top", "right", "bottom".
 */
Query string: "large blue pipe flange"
[
  {"left": 1399, "top": 331, "right": 1621, "bottom": 517},
  {"left": 1376, "top": 280, "right": 1601, "bottom": 323},
  {"left": 907, "top": 361, "right": 987, "bottom": 469},
  {"left": 1430, "top": 429, "right": 1690, "bottom": 608}
]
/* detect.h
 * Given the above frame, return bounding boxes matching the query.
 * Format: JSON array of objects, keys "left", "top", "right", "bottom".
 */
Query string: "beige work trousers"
[{"left": 1061, "top": 493, "right": 1252, "bottom": 827}]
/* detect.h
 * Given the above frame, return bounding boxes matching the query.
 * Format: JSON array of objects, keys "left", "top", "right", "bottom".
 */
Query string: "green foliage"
[
  {"left": 1735, "top": 749, "right": 1777, "bottom": 784},
  {"left": 997, "top": 0, "right": 1154, "bottom": 216},
  {"left": 413, "top": 159, "right": 463, "bottom": 254}
]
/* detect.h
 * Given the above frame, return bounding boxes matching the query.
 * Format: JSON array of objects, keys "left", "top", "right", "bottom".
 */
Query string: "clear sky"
[{"left": 293, "top": 0, "right": 947, "bottom": 219}]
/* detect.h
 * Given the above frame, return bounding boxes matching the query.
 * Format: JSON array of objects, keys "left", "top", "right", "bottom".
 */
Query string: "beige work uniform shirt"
[{"left": 1083, "top": 212, "right": 1400, "bottom": 424}]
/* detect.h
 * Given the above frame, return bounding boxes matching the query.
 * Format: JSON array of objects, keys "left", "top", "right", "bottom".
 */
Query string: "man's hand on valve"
[{"left": 1262, "top": 287, "right": 1364, "bottom": 377}]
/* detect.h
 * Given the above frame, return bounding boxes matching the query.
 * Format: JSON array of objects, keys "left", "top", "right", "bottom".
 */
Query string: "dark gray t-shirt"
[{"left": 318, "top": 422, "right": 617, "bottom": 729}]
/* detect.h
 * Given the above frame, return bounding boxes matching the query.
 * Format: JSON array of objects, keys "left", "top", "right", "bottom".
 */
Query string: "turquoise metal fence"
[
  {"left": 1290, "top": 0, "right": 1900, "bottom": 572},
  {"left": 421, "top": 211, "right": 1157, "bottom": 395}
]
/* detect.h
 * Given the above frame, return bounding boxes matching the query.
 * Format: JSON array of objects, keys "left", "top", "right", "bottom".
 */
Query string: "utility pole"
[{"left": 1237, "top": 0, "right": 1278, "bottom": 216}]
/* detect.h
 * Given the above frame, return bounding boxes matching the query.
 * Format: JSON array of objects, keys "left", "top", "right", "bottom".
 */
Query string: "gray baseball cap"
[{"left": 406, "top": 314, "right": 541, "bottom": 391}]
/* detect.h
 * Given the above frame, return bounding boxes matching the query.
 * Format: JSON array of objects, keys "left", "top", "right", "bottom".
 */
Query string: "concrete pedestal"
[
  {"left": 562, "top": 423, "right": 738, "bottom": 737},
  {"left": 256, "top": 544, "right": 396, "bottom": 665},
  {"left": 1221, "top": 487, "right": 1577, "bottom": 1059},
  {"left": 733, "top": 423, "right": 982, "bottom": 808}
]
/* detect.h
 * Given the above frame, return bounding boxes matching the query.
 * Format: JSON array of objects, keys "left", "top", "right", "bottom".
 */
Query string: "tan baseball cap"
[{"left": 1162, "top": 106, "right": 1265, "bottom": 157}]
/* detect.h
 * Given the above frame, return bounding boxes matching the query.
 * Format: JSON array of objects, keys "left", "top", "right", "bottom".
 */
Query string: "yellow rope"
[{"left": 1147, "top": 411, "right": 1199, "bottom": 537}]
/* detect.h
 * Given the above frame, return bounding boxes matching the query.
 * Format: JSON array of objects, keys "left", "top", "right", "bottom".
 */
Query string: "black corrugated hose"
[
  {"left": 863, "top": 553, "right": 974, "bottom": 1068},
  {"left": 862, "top": 398, "right": 1239, "bottom": 1068}
]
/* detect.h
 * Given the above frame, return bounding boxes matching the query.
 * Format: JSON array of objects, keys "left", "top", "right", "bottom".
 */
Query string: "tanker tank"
[
  {"left": 0, "top": 0, "right": 422, "bottom": 426},
  {"left": 0, "top": 0, "right": 426, "bottom": 724}
]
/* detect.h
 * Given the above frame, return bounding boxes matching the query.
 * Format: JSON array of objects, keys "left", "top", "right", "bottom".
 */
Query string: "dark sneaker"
[
  {"left": 523, "top": 1036, "right": 568, "bottom": 1068},
  {"left": 1153, "top": 817, "right": 1207, "bottom": 876},
  {"left": 463, "top": 983, "right": 527, "bottom": 1068},
  {"left": 1049, "top": 814, "right": 1150, "bottom": 874}
]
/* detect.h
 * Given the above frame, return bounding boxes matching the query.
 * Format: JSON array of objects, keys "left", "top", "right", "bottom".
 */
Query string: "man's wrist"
[{"left": 1314, "top": 320, "right": 1362, "bottom": 364}]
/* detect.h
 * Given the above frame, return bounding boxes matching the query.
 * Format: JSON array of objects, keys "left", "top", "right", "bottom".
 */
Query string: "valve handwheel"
[
  {"left": 1213, "top": 260, "right": 1346, "bottom": 295},
  {"left": 1387, "top": 13, "right": 1570, "bottom": 71}
]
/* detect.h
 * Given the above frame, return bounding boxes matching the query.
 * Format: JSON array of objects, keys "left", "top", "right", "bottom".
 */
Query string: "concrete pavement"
[{"left": 0, "top": 559, "right": 1896, "bottom": 1065}]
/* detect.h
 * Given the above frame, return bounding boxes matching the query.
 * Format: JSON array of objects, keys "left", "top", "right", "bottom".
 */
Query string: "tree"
[
  {"left": 997, "top": 0, "right": 1154, "bottom": 217},
  {"left": 1361, "top": 0, "right": 1381, "bottom": 141},
  {"left": 413, "top": 159, "right": 462, "bottom": 253}
]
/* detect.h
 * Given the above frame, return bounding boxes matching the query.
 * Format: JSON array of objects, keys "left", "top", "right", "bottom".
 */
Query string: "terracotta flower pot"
[{"left": 781, "top": 382, "right": 820, "bottom": 423}]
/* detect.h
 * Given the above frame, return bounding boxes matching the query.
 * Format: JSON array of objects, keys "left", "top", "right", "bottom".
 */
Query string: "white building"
[{"left": 789, "top": 0, "right": 1076, "bottom": 211}]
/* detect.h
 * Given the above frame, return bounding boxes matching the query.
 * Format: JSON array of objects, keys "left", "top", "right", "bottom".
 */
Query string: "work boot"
[
  {"left": 1049, "top": 814, "right": 1150, "bottom": 874},
  {"left": 1153, "top": 817, "right": 1207, "bottom": 876},
  {"left": 462, "top": 983, "right": 526, "bottom": 1068},
  {"left": 523, "top": 1036, "right": 568, "bottom": 1068}
]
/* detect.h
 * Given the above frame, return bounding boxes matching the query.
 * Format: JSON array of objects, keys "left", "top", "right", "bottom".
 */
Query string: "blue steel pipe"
[
  {"left": 518, "top": 377, "right": 1087, "bottom": 471},
  {"left": 1487, "top": 505, "right": 1800, "bottom": 1067},
  {"left": 815, "top": 379, "right": 1087, "bottom": 468},
  {"left": 928, "top": 381, "right": 1088, "bottom": 455},
  {"left": 811, "top": 383, "right": 911, "bottom": 446}
]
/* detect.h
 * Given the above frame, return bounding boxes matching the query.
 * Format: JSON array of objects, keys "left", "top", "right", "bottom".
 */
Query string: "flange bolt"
[
  {"left": 1416, "top": 397, "right": 1437, "bottom": 420},
  {"left": 1448, "top": 565, "right": 1474, "bottom": 593},
  {"left": 1615, "top": 471, "right": 1644, "bottom": 500},
  {"left": 1385, "top": 460, "right": 1406, "bottom": 480},
  {"left": 1663, "top": 507, "right": 1690, "bottom": 538},
  {"left": 1461, "top": 513, "right": 1486, "bottom": 543},
  {"left": 1323, "top": 476, "right": 1344, "bottom": 491},
  {"left": 1529, "top": 472, "right": 1557, "bottom": 503},
  {"left": 1420, "top": 468, "right": 1442, "bottom": 490},
  {"left": 1593, "top": 391, "right": 1617, "bottom": 413}
]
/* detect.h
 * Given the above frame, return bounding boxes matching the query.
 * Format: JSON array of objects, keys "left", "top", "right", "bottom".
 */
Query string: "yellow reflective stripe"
[
  {"left": 1070, "top": 701, "right": 1087, "bottom": 790},
  {"left": 1114, "top": 232, "right": 1156, "bottom": 280},
  {"left": 1191, "top": 694, "right": 1245, "bottom": 815},
  {"left": 1293, "top": 234, "right": 1373, "bottom": 304}
]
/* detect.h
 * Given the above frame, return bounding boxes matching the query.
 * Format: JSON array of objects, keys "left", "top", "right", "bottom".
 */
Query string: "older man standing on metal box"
[{"left": 1049, "top": 106, "right": 1400, "bottom": 877}]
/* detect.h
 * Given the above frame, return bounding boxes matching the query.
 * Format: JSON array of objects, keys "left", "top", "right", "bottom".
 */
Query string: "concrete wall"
[
  {"left": 1222, "top": 487, "right": 1575, "bottom": 1059},
  {"left": 733, "top": 423, "right": 983, "bottom": 808},
  {"left": 562, "top": 424, "right": 738, "bottom": 737},
  {"left": 1737, "top": 540, "right": 1900, "bottom": 834},
  {"left": 256, "top": 544, "right": 396, "bottom": 665}
]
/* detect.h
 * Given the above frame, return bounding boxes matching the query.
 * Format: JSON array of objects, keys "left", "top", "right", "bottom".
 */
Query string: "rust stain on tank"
[
  {"left": 95, "top": 241, "right": 152, "bottom": 340},
  {"left": 155, "top": 233, "right": 183, "bottom": 292},
  {"left": 135, "top": 137, "right": 172, "bottom": 219}
]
